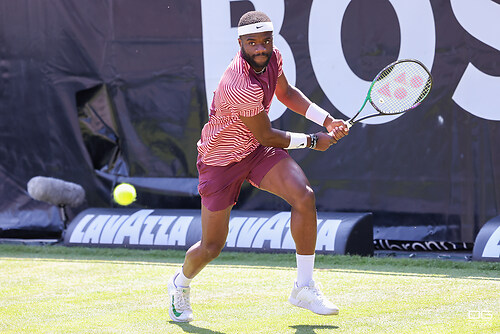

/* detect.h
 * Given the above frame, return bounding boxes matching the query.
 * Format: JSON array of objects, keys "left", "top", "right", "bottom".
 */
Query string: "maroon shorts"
[{"left": 197, "top": 145, "right": 290, "bottom": 211}]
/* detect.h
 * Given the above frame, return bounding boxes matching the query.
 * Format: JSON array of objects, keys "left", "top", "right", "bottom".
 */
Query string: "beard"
[{"left": 241, "top": 47, "right": 272, "bottom": 70}]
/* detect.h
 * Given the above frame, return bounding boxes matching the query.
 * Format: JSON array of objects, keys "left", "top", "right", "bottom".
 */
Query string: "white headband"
[{"left": 238, "top": 22, "right": 274, "bottom": 36}]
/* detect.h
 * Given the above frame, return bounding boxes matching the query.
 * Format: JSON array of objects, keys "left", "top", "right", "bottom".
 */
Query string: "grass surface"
[{"left": 0, "top": 244, "right": 499, "bottom": 333}]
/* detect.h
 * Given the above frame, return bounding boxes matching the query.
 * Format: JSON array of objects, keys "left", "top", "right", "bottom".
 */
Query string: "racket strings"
[{"left": 369, "top": 61, "right": 432, "bottom": 114}]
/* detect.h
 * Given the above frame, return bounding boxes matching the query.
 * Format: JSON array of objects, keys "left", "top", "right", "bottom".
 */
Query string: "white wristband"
[
  {"left": 285, "top": 132, "right": 308, "bottom": 149},
  {"left": 305, "top": 103, "right": 330, "bottom": 126}
]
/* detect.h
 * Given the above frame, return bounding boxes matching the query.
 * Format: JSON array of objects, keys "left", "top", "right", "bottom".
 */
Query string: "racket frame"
[{"left": 346, "top": 59, "right": 433, "bottom": 128}]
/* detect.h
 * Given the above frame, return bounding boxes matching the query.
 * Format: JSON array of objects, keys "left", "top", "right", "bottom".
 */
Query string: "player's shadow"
[
  {"left": 169, "top": 321, "right": 226, "bottom": 334},
  {"left": 290, "top": 324, "right": 339, "bottom": 333}
]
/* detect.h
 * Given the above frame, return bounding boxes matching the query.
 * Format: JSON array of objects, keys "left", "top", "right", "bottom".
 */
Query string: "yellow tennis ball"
[{"left": 113, "top": 183, "right": 136, "bottom": 206}]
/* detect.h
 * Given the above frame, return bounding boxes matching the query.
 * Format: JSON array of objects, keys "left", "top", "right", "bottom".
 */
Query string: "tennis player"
[{"left": 168, "top": 11, "right": 349, "bottom": 322}]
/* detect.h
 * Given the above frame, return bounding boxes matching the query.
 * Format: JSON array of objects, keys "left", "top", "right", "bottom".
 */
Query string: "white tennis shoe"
[
  {"left": 167, "top": 275, "right": 194, "bottom": 322},
  {"left": 288, "top": 280, "right": 339, "bottom": 315}
]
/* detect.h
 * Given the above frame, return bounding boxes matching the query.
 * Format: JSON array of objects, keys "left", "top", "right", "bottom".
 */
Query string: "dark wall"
[{"left": 1, "top": 0, "right": 499, "bottom": 242}]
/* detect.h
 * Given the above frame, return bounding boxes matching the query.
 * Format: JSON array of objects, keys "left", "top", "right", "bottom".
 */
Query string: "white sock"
[
  {"left": 174, "top": 267, "right": 192, "bottom": 288},
  {"left": 296, "top": 253, "right": 315, "bottom": 287}
]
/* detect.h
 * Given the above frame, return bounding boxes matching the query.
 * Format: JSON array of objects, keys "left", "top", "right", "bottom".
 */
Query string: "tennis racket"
[{"left": 345, "top": 59, "right": 433, "bottom": 128}]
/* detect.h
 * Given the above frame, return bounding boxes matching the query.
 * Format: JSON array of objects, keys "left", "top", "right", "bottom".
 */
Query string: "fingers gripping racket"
[{"left": 346, "top": 59, "right": 433, "bottom": 128}]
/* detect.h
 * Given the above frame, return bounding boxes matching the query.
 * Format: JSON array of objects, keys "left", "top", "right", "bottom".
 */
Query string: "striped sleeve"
[
  {"left": 275, "top": 48, "right": 283, "bottom": 77},
  {"left": 222, "top": 73, "right": 264, "bottom": 118},
  {"left": 231, "top": 86, "right": 264, "bottom": 117}
]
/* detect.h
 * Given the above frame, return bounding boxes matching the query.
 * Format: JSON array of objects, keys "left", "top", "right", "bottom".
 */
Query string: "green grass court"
[{"left": 0, "top": 245, "right": 498, "bottom": 333}]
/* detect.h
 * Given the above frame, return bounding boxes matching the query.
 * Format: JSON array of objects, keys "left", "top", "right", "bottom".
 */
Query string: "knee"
[
  {"left": 201, "top": 242, "right": 224, "bottom": 261},
  {"left": 290, "top": 185, "right": 316, "bottom": 211}
]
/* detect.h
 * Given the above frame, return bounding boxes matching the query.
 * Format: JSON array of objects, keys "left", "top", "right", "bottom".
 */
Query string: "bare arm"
[
  {"left": 239, "top": 110, "right": 335, "bottom": 151},
  {"left": 240, "top": 110, "right": 290, "bottom": 148},
  {"left": 274, "top": 73, "right": 312, "bottom": 116},
  {"left": 274, "top": 72, "right": 349, "bottom": 141}
]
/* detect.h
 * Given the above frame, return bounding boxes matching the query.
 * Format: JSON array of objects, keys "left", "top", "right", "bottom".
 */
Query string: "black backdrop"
[{"left": 1, "top": 0, "right": 499, "bottom": 243}]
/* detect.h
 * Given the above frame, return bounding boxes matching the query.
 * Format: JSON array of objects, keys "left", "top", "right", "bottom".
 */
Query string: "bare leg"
[
  {"left": 258, "top": 157, "right": 339, "bottom": 315},
  {"left": 259, "top": 157, "right": 317, "bottom": 255},
  {"left": 168, "top": 204, "right": 231, "bottom": 322},
  {"left": 181, "top": 204, "right": 232, "bottom": 278}
]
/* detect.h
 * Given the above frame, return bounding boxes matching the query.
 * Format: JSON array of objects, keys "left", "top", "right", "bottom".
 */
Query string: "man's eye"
[{"left": 249, "top": 42, "right": 255, "bottom": 46}]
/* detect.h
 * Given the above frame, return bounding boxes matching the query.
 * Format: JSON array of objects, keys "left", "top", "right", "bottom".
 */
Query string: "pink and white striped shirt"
[{"left": 197, "top": 48, "right": 283, "bottom": 166}]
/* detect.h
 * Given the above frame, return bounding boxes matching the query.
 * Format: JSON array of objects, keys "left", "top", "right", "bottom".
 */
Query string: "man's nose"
[{"left": 255, "top": 44, "right": 266, "bottom": 52}]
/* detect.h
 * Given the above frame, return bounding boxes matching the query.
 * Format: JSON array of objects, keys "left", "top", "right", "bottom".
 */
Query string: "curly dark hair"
[{"left": 238, "top": 11, "right": 271, "bottom": 27}]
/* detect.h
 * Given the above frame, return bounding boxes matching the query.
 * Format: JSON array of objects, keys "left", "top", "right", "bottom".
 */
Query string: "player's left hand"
[{"left": 324, "top": 116, "right": 349, "bottom": 141}]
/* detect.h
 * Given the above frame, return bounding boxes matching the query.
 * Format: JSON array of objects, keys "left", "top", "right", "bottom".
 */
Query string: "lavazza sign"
[{"left": 65, "top": 209, "right": 357, "bottom": 254}]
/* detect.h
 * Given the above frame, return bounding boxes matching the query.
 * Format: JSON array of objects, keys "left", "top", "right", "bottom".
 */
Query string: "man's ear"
[{"left": 238, "top": 37, "right": 242, "bottom": 48}]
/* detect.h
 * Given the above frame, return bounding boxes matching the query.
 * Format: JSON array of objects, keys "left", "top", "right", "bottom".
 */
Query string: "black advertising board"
[{"left": 64, "top": 208, "right": 373, "bottom": 256}]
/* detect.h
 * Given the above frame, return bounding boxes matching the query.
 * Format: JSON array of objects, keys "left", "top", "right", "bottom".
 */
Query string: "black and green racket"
[{"left": 345, "top": 59, "right": 433, "bottom": 128}]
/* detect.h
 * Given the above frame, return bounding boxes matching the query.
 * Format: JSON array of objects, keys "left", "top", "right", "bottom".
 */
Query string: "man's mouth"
[{"left": 254, "top": 54, "right": 269, "bottom": 59}]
